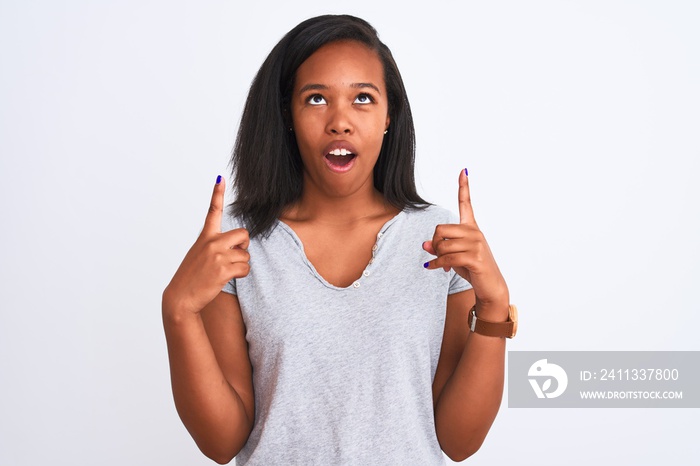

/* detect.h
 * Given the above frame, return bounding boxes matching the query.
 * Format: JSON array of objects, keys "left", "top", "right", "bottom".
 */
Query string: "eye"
[
  {"left": 354, "top": 93, "right": 374, "bottom": 104},
  {"left": 307, "top": 94, "right": 326, "bottom": 105}
]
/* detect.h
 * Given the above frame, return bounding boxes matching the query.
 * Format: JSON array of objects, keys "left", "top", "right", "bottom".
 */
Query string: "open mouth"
[{"left": 325, "top": 148, "right": 356, "bottom": 167}]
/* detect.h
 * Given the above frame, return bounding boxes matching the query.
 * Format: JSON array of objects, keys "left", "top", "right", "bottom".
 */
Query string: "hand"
[
  {"left": 163, "top": 176, "right": 250, "bottom": 317},
  {"left": 423, "top": 170, "right": 509, "bottom": 318}
]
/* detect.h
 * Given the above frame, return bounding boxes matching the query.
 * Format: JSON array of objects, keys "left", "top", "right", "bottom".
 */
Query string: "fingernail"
[
  {"left": 423, "top": 262, "right": 430, "bottom": 268},
  {"left": 216, "top": 175, "right": 222, "bottom": 184},
  {"left": 464, "top": 168, "right": 469, "bottom": 176}
]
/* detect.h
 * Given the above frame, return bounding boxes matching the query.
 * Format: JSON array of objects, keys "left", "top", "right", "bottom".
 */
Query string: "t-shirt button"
[
  {"left": 352, "top": 281, "right": 361, "bottom": 288},
  {"left": 377, "top": 232, "right": 383, "bottom": 239},
  {"left": 371, "top": 244, "right": 378, "bottom": 252},
  {"left": 363, "top": 270, "right": 370, "bottom": 277}
]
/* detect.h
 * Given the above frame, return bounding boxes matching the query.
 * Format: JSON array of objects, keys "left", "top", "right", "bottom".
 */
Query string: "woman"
[{"left": 163, "top": 14, "right": 515, "bottom": 465}]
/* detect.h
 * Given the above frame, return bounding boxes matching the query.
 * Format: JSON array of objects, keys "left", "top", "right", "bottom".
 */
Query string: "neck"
[{"left": 283, "top": 178, "right": 396, "bottom": 226}]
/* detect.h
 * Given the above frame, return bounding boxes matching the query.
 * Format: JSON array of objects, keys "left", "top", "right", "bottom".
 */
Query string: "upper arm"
[
  {"left": 200, "top": 291, "right": 255, "bottom": 428},
  {"left": 432, "top": 288, "right": 475, "bottom": 408}
]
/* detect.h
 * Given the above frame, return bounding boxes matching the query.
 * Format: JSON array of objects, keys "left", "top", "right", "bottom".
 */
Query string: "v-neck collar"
[{"left": 275, "top": 210, "right": 405, "bottom": 291}]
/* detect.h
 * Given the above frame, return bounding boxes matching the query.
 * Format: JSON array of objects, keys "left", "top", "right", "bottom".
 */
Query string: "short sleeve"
[
  {"left": 220, "top": 211, "right": 241, "bottom": 296},
  {"left": 448, "top": 269, "right": 472, "bottom": 294},
  {"left": 222, "top": 278, "right": 237, "bottom": 295}
]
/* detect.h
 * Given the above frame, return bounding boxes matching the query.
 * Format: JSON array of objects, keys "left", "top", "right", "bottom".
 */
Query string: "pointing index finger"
[
  {"left": 203, "top": 175, "right": 225, "bottom": 236},
  {"left": 458, "top": 168, "right": 476, "bottom": 225}
]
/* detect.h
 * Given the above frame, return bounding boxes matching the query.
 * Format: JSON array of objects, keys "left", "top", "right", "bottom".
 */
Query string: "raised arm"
[
  {"left": 425, "top": 169, "right": 511, "bottom": 461},
  {"left": 162, "top": 176, "right": 254, "bottom": 464}
]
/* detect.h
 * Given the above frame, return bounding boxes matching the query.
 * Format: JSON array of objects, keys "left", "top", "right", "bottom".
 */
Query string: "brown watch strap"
[{"left": 467, "top": 305, "right": 518, "bottom": 338}]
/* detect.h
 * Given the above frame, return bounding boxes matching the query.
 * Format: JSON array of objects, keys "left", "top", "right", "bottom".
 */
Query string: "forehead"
[{"left": 294, "top": 40, "right": 385, "bottom": 91}]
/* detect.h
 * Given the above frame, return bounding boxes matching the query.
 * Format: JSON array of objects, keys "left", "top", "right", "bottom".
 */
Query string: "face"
[{"left": 291, "top": 40, "right": 390, "bottom": 198}]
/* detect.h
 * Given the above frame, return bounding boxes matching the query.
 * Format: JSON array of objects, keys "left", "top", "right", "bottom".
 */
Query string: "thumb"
[{"left": 202, "top": 175, "right": 225, "bottom": 236}]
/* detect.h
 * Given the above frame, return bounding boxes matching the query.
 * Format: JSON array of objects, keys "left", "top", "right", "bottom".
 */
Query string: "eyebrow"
[{"left": 297, "top": 82, "right": 382, "bottom": 95}]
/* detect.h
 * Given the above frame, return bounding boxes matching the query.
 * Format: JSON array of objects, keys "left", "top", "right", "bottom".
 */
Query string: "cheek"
[
  {"left": 294, "top": 111, "right": 325, "bottom": 136},
  {"left": 295, "top": 138, "right": 314, "bottom": 161},
  {"left": 291, "top": 116, "right": 317, "bottom": 150},
  {"left": 294, "top": 132, "right": 321, "bottom": 163}
]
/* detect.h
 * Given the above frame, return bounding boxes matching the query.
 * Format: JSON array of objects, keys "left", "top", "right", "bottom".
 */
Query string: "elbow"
[
  {"left": 199, "top": 444, "right": 236, "bottom": 465},
  {"left": 194, "top": 431, "right": 248, "bottom": 465},
  {"left": 442, "top": 438, "right": 484, "bottom": 463},
  {"left": 209, "top": 454, "right": 234, "bottom": 465},
  {"left": 434, "top": 400, "right": 499, "bottom": 462},
  {"left": 438, "top": 427, "right": 488, "bottom": 463},
  {"left": 186, "top": 407, "right": 254, "bottom": 464},
  {"left": 444, "top": 447, "right": 480, "bottom": 463}
]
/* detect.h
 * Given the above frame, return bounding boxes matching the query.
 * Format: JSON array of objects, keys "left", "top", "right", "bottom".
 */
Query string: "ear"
[{"left": 385, "top": 115, "right": 390, "bottom": 131}]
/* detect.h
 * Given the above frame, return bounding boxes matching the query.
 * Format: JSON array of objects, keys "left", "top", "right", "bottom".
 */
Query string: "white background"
[{"left": 1, "top": 1, "right": 698, "bottom": 464}]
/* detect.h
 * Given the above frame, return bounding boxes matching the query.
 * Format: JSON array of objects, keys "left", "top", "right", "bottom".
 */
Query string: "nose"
[{"left": 325, "top": 103, "right": 353, "bottom": 135}]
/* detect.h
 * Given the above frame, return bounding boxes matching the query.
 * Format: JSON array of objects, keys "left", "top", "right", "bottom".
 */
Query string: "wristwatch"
[{"left": 467, "top": 304, "right": 518, "bottom": 339}]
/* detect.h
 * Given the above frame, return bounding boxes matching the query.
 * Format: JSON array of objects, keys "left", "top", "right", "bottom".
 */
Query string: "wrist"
[
  {"left": 162, "top": 288, "right": 201, "bottom": 324},
  {"left": 468, "top": 303, "right": 518, "bottom": 339},
  {"left": 474, "top": 297, "right": 510, "bottom": 322}
]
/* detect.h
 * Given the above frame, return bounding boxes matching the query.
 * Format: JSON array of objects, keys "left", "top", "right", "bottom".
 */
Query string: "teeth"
[{"left": 330, "top": 148, "right": 351, "bottom": 156}]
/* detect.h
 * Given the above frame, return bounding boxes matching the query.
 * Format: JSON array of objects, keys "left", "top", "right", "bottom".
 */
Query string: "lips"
[{"left": 322, "top": 141, "right": 357, "bottom": 173}]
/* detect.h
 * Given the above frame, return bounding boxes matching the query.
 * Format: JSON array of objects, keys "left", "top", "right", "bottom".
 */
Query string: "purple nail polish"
[
  {"left": 216, "top": 175, "right": 222, "bottom": 184},
  {"left": 464, "top": 168, "right": 469, "bottom": 176},
  {"left": 423, "top": 262, "right": 430, "bottom": 268}
]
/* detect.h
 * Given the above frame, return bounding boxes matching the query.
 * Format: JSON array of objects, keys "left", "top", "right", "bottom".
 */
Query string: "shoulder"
[
  {"left": 221, "top": 208, "right": 248, "bottom": 233},
  {"left": 387, "top": 205, "right": 459, "bottom": 244},
  {"left": 402, "top": 204, "right": 459, "bottom": 227},
  {"left": 221, "top": 209, "right": 287, "bottom": 252}
]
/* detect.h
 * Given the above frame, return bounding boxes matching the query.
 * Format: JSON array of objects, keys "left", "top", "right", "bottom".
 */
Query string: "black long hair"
[{"left": 229, "top": 14, "right": 428, "bottom": 238}]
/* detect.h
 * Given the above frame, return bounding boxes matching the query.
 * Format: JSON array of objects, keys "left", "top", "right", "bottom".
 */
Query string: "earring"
[
  {"left": 383, "top": 129, "right": 388, "bottom": 135},
  {"left": 288, "top": 127, "right": 294, "bottom": 132}
]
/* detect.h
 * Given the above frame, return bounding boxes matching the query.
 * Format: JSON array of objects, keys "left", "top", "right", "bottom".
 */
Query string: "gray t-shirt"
[{"left": 222, "top": 205, "right": 472, "bottom": 465}]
